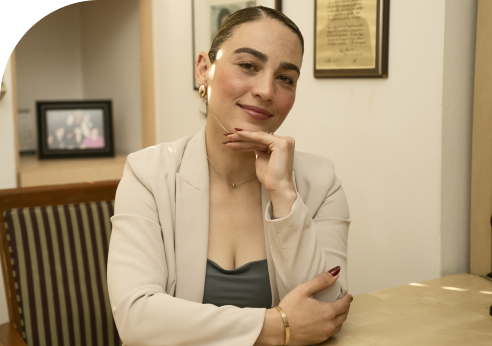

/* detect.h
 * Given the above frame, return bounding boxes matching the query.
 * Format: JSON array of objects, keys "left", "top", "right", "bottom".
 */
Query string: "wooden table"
[{"left": 322, "top": 273, "right": 492, "bottom": 345}]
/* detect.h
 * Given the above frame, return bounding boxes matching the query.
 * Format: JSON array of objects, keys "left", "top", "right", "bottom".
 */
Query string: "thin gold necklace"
[
  {"left": 207, "top": 157, "right": 256, "bottom": 188},
  {"left": 207, "top": 111, "right": 256, "bottom": 187}
]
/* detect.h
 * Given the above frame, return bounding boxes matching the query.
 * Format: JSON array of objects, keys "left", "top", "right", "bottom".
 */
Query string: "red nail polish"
[
  {"left": 328, "top": 266, "right": 340, "bottom": 277},
  {"left": 222, "top": 141, "right": 231, "bottom": 144},
  {"left": 234, "top": 128, "right": 243, "bottom": 132},
  {"left": 223, "top": 133, "right": 233, "bottom": 136}
]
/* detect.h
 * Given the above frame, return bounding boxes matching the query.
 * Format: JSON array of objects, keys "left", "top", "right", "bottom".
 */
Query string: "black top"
[{"left": 202, "top": 259, "right": 272, "bottom": 308}]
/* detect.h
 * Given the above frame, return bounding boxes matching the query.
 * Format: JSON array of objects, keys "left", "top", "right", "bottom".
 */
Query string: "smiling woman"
[{"left": 107, "top": 6, "right": 351, "bottom": 346}]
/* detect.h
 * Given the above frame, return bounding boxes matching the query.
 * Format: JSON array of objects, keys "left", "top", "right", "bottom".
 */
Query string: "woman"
[{"left": 108, "top": 6, "right": 351, "bottom": 346}]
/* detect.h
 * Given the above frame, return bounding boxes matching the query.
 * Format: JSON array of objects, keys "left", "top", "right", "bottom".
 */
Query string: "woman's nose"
[{"left": 252, "top": 73, "right": 274, "bottom": 102}]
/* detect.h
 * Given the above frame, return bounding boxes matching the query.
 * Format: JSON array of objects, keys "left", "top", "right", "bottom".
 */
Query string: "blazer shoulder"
[
  {"left": 125, "top": 135, "right": 193, "bottom": 179},
  {"left": 293, "top": 151, "right": 336, "bottom": 179},
  {"left": 293, "top": 151, "right": 339, "bottom": 198}
]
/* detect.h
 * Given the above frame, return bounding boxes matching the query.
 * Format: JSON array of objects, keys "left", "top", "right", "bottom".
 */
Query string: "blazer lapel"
[{"left": 175, "top": 127, "right": 210, "bottom": 303}]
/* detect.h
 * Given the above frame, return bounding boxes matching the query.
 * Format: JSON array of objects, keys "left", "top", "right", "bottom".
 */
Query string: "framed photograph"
[
  {"left": 192, "top": 0, "right": 282, "bottom": 89},
  {"left": 314, "top": 0, "right": 389, "bottom": 78},
  {"left": 37, "top": 100, "right": 114, "bottom": 160}
]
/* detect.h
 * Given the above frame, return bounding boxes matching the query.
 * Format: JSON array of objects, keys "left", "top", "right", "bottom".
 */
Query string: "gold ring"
[{"left": 266, "top": 131, "right": 274, "bottom": 135}]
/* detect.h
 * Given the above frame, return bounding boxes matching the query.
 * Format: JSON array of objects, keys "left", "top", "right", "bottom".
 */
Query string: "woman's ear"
[{"left": 195, "top": 52, "right": 210, "bottom": 86}]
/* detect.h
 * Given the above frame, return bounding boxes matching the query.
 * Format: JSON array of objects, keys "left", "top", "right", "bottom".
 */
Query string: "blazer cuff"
[{"left": 264, "top": 192, "right": 303, "bottom": 222}]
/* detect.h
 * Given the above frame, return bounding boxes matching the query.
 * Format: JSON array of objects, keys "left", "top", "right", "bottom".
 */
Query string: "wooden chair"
[{"left": 0, "top": 181, "right": 121, "bottom": 346}]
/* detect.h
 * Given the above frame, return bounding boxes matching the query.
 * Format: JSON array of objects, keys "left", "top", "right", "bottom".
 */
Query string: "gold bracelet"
[{"left": 273, "top": 305, "right": 290, "bottom": 346}]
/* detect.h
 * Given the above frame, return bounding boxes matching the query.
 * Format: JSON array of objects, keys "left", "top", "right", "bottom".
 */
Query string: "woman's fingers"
[
  {"left": 330, "top": 294, "right": 352, "bottom": 316},
  {"left": 334, "top": 310, "right": 349, "bottom": 326},
  {"left": 301, "top": 269, "right": 340, "bottom": 297},
  {"left": 224, "top": 140, "right": 269, "bottom": 152},
  {"left": 234, "top": 129, "right": 276, "bottom": 146},
  {"left": 224, "top": 130, "right": 295, "bottom": 154}
]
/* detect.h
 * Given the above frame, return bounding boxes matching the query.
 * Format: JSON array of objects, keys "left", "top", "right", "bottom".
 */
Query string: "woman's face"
[{"left": 203, "top": 19, "right": 303, "bottom": 133}]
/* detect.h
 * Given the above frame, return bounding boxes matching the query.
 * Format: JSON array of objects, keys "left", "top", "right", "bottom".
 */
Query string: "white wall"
[
  {"left": 0, "top": 56, "right": 18, "bottom": 324},
  {"left": 15, "top": 4, "right": 85, "bottom": 147},
  {"left": 80, "top": 0, "right": 142, "bottom": 154},
  {"left": 152, "top": 0, "right": 206, "bottom": 143},
  {"left": 152, "top": 0, "right": 478, "bottom": 294}
]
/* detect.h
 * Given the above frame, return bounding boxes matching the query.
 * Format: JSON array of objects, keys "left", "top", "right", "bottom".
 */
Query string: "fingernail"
[
  {"left": 234, "top": 128, "right": 243, "bottom": 132},
  {"left": 223, "top": 133, "right": 233, "bottom": 136},
  {"left": 328, "top": 266, "right": 341, "bottom": 277},
  {"left": 222, "top": 141, "right": 232, "bottom": 144}
]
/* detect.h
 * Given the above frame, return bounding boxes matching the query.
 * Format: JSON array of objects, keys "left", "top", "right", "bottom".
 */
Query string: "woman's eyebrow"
[
  {"left": 233, "top": 47, "right": 268, "bottom": 62},
  {"left": 279, "top": 62, "right": 301, "bottom": 76},
  {"left": 233, "top": 47, "right": 300, "bottom": 76}
]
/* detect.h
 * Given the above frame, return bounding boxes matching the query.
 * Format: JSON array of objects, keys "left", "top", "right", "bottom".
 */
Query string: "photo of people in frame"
[
  {"left": 208, "top": 0, "right": 257, "bottom": 45},
  {"left": 46, "top": 109, "right": 105, "bottom": 150}
]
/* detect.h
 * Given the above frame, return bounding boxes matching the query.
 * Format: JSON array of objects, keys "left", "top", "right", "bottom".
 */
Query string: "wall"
[
  {"left": 152, "top": 0, "right": 206, "bottom": 143},
  {"left": 152, "top": 0, "right": 478, "bottom": 294},
  {"left": 80, "top": 0, "right": 142, "bottom": 154},
  {"left": 0, "top": 56, "right": 18, "bottom": 324},
  {"left": 15, "top": 4, "right": 84, "bottom": 147}
]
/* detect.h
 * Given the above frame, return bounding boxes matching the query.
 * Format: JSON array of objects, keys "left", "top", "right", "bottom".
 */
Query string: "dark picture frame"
[
  {"left": 314, "top": 0, "right": 390, "bottom": 78},
  {"left": 37, "top": 100, "right": 114, "bottom": 160},
  {"left": 192, "top": 0, "right": 282, "bottom": 90}
]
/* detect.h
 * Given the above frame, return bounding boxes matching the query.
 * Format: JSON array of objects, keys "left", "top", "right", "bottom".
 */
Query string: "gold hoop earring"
[{"left": 199, "top": 84, "right": 207, "bottom": 98}]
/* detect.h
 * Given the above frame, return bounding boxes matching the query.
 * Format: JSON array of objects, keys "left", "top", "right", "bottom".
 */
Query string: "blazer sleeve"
[
  {"left": 264, "top": 158, "right": 350, "bottom": 303},
  {"left": 108, "top": 153, "right": 265, "bottom": 346}
]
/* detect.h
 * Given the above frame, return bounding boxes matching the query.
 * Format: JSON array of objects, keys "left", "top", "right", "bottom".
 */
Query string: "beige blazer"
[{"left": 108, "top": 127, "right": 350, "bottom": 346}]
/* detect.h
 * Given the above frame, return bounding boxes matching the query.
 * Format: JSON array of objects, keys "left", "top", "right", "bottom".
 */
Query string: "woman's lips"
[{"left": 238, "top": 104, "right": 272, "bottom": 120}]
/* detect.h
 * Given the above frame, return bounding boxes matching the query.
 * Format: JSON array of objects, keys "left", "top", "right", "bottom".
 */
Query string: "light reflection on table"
[{"left": 320, "top": 273, "right": 492, "bottom": 346}]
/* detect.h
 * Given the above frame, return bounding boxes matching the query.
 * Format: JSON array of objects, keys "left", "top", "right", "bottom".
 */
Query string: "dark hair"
[{"left": 208, "top": 6, "right": 304, "bottom": 64}]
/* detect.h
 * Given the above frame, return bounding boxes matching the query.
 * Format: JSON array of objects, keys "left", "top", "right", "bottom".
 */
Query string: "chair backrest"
[{"left": 0, "top": 181, "right": 121, "bottom": 346}]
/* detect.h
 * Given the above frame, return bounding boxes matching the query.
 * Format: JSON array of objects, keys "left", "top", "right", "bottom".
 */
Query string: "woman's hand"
[
  {"left": 224, "top": 129, "right": 297, "bottom": 217},
  {"left": 267, "top": 269, "right": 352, "bottom": 346}
]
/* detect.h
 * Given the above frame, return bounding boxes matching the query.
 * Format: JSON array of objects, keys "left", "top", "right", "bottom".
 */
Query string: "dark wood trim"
[
  {"left": 275, "top": 0, "right": 282, "bottom": 12},
  {"left": 139, "top": 0, "right": 156, "bottom": 148},
  {"left": 381, "top": 0, "right": 390, "bottom": 78},
  {"left": 0, "top": 323, "right": 28, "bottom": 346},
  {"left": 0, "top": 181, "right": 119, "bottom": 221},
  {"left": 471, "top": 0, "right": 492, "bottom": 276},
  {"left": 0, "top": 180, "right": 119, "bottom": 332}
]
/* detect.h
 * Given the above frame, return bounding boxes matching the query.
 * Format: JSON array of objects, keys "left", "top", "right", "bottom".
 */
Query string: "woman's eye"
[
  {"left": 279, "top": 75, "right": 294, "bottom": 85},
  {"left": 239, "top": 63, "right": 256, "bottom": 71}
]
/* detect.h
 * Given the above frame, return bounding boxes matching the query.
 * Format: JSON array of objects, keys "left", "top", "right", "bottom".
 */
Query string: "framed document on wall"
[{"left": 314, "top": 0, "right": 389, "bottom": 78}]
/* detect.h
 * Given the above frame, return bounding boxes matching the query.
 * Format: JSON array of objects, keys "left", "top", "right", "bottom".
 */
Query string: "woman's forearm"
[{"left": 254, "top": 309, "right": 285, "bottom": 346}]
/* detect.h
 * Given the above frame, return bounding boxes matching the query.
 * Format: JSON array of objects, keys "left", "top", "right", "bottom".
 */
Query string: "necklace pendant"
[{"left": 232, "top": 183, "right": 236, "bottom": 188}]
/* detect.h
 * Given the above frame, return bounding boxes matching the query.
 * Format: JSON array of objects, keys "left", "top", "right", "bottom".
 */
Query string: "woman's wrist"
[
  {"left": 255, "top": 309, "right": 285, "bottom": 345},
  {"left": 269, "top": 187, "right": 297, "bottom": 218}
]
